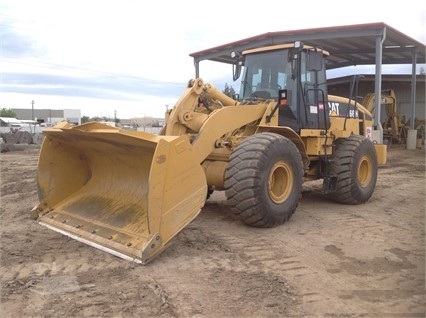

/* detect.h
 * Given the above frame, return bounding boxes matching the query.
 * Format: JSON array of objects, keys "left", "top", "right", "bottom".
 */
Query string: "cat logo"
[{"left": 328, "top": 102, "right": 340, "bottom": 115}]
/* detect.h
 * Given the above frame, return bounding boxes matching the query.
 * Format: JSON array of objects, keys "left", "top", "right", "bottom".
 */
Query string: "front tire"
[
  {"left": 325, "top": 135, "right": 378, "bottom": 204},
  {"left": 224, "top": 132, "right": 303, "bottom": 227}
]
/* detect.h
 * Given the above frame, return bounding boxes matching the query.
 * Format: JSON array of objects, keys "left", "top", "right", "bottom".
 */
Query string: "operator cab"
[{"left": 233, "top": 43, "right": 330, "bottom": 132}]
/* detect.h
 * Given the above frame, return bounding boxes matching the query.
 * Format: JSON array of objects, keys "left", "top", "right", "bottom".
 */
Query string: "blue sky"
[{"left": 1, "top": 0, "right": 425, "bottom": 119}]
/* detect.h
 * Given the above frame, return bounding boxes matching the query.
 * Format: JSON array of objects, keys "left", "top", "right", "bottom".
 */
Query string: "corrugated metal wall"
[{"left": 12, "top": 108, "right": 64, "bottom": 122}]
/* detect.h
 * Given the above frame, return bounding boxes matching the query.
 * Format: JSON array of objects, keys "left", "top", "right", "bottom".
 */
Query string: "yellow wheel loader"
[
  {"left": 361, "top": 88, "right": 407, "bottom": 144},
  {"left": 32, "top": 41, "right": 387, "bottom": 264}
]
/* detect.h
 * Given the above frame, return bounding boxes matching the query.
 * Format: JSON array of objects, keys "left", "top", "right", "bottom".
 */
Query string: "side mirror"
[
  {"left": 231, "top": 51, "right": 244, "bottom": 81},
  {"left": 232, "top": 63, "right": 242, "bottom": 81}
]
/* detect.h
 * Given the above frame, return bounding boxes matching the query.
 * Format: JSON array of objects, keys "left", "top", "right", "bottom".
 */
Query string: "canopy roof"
[
  {"left": 189, "top": 22, "right": 425, "bottom": 70},
  {"left": 0, "top": 117, "right": 22, "bottom": 124}
]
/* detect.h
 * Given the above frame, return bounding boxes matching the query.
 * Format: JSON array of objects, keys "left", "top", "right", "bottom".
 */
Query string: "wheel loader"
[
  {"left": 32, "top": 41, "right": 387, "bottom": 264},
  {"left": 361, "top": 88, "right": 407, "bottom": 144}
]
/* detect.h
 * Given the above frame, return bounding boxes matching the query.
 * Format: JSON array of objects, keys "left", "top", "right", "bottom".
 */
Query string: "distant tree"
[
  {"left": 223, "top": 83, "right": 236, "bottom": 98},
  {"left": 0, "top": 108, "right": 16, "bottom": 118},
  {"left": 81, "top": 115, "right": 120, "bottom": 124}
]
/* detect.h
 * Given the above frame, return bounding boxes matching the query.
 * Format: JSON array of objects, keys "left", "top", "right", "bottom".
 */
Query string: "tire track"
[{"left": 197, "top": 189, "right": 425, "bottom": 316}]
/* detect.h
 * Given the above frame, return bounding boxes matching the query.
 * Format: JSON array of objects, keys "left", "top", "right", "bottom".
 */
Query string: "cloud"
[
  {"left": 1, "top": 0, "right": 424, "bottom": 120},
  {"left": 1, "top": 24, "right": 44, "bottom": 58},
  {"left": 1, "top": 71, "right": 187, "bottom": 102}
]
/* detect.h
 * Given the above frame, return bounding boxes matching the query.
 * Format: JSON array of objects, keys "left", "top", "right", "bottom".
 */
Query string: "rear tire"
[
  {"left": 224, "top": 132, "right": 303, "bottom": 227},
  {"left": 325, "top": 135, "right": 378, "bottom": 204}
]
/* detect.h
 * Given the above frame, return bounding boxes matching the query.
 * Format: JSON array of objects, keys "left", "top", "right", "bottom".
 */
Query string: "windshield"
[{"left": 239, "top": 49, "right": 292, "bottom": 100}]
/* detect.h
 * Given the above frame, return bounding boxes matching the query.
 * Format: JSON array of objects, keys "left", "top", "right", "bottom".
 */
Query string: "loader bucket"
[{"left": 32, "top": 122, "right": 207, "bottom": 264}]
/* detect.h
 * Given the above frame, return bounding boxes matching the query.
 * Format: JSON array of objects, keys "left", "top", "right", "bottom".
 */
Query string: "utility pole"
[{"left": 31, "top": 100, "right": 35, "bottom": 120}]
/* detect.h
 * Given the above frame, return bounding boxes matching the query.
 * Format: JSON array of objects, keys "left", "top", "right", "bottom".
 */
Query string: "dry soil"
[{"left": 0, "top": 144, "right": 425, "bottom": 317}]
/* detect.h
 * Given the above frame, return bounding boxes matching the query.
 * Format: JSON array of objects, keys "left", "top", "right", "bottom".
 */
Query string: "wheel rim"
[
  {"left": 358, "top": 155, "right": 372, "bottom": 187},
  {"left": 267, "top": 161, "right": 293, "bottom": 204}
]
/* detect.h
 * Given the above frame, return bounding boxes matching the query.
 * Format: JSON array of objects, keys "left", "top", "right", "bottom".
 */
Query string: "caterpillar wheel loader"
[{"left": 32, "top": 41, "right": 387, "bottom": 264}]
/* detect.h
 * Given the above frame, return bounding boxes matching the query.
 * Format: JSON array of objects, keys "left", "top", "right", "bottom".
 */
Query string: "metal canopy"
[
  {"left": 189, "top": 22, "right": 426, "bottom": 136},
  {"left": 189, "top": 22, "right": 425, "bottom": 70}
]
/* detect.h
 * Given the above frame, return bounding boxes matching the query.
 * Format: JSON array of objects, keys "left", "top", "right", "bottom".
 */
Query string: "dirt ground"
[{"left": 1, "top": 144, "right": 425, "bottom": 317}]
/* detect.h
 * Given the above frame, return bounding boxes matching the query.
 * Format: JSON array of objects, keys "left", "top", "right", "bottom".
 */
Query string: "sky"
[{"left": 1, "top": 0, "right": 425, "bottom": 120}]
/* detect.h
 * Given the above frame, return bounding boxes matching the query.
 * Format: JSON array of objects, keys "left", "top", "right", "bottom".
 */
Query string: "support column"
[{"left": 372, "top": 31, "right": 385, "bottom": 144}]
